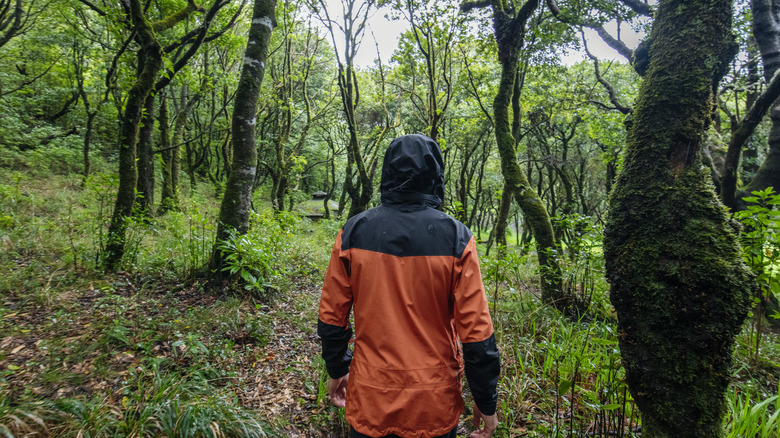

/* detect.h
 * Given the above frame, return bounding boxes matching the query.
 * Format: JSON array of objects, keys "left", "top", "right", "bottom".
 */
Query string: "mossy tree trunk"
[
  {"left": 493, "top": 181, "right": 512, "bottom": 251},
  {"left": 136, "top": 92, "right": 156, "bottom": 215},
  {"left": 462, "top": 0, "right": 568, "bottom": 310},
  {"left": 159, "top": 92, "right": 174, "bottom": 213},
  {"left": 160, "top": 85, "right": 201, "bottom": 214},
  {"left": 209, "top": 0, "right": 276, "bottom": 278},
  {"left": 603, "top": 0, "right": 752, "bottom": 436}
]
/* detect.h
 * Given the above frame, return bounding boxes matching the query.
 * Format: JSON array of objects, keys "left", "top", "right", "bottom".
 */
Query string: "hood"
[{"left": 380, "top": 134, "right": 445, "bottom": 207}]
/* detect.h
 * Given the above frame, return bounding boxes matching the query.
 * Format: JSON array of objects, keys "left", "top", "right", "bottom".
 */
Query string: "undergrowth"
[{"left": 0, "top": 172, "right": 778, "bottom": 437}]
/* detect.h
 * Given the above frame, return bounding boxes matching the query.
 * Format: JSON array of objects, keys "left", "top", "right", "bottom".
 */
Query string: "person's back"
[{"left": 318, "top": 134, "right": 500, "bottom": 438}]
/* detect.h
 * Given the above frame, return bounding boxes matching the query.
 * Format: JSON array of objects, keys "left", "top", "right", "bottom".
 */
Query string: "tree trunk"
[
  {"left": 210, "top": 0, "right": 276, "bottom": 277},
  {"left": 342, "top": 65, "right": 373, "bottom": 218},
  {"left": 742, "top": 37, "right": 761, "bottom": 185},
  {"left": 159, "top": 93, "right": 175, "bottom": 214},
  {"left": 603, "top": 0, "right": 752, "bottom": 436},
  {"left": 494, "top": 50, "right": 566, "bottom": 310},
  {"left": 493, "top": 181, "right": 512, "bottom": 250},
  {"left": 136, "top": 93, "right": 156, "bottom": 215},
  {"left": 82, "top": 108, "right": 96, "bottom": 187}
]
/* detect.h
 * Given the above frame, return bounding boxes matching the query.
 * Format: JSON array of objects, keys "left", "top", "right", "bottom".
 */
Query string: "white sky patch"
[
  {"left": 316, "top": 0, "right": 409, "bottom": 68},
  {"left": 317, "top": 1, "right": 647, "bottom": 67},
  {"left": 562, "top": 20, "right": 647, "bottom": 64}
]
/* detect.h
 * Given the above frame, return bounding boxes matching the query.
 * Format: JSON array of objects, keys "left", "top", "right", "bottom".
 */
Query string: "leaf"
[{"left": 558, "top": 379, "right": 572, "bottom": 395}]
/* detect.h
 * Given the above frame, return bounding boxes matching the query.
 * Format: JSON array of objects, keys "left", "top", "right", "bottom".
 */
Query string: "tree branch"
[
  {"left": 617, "top": 0, "right": 653, "bottom": 17},
  {"left": 76, "top": 0, "right": 106, "bottom": 16},
  {"left": 154, "top": 0, "right": 229, "bottom": 91},
  {"left": 722, "top": 65, "right": 780, "bottom": 208},
  {"left": 583, "top": 33, "right": 631, "bottom": 114},
  {"left": 0, "top": 0, "right": 21, "bottom": 48},
  {"left": 151, "top": 0, "right": 204, "bottom": 33},
  {"left": 459, "top": 0, "right": 490, "bottom": 13},
  {"left": 1, "top": 55, "right": 59, "bottom": 96},
  {"left": 585, "top": 22, "right": 634, "bottom": 62}
]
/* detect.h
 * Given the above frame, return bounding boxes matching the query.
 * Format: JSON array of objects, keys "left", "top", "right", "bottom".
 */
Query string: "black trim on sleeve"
[
  {"left": 317, "top": 319, "right": 353, "bottom": 378},
  {"left": 462, "top": 333, "right": 500, "bottom": 416}
]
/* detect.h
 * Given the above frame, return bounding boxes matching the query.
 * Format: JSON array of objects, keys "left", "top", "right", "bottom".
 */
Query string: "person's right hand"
[
  {"left": 328, "top": 373, "right": 349, "bottom": 407},
  {"left": 470, "top": 402, "right": 498, "bottom": 438}
]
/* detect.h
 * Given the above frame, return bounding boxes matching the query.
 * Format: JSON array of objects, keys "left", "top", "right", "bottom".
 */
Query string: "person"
[{"left": 318, "top": 134, "right": 500, "bottom": 438}]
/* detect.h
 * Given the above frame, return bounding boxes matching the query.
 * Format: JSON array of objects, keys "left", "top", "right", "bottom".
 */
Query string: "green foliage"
[
  {"left": 724, "top": 392, "right": 780, "bottom": 438},
  {"left": 215, "top": 211, "right": 324, "bottom": 297},
  {"left": 734, "top": 187, "right": 780, "bottom": 364}
]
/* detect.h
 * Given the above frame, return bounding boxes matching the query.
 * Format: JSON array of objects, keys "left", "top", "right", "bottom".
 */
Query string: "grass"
[{"left": 0, "top": 171, "right": 779, "bottom": 437}]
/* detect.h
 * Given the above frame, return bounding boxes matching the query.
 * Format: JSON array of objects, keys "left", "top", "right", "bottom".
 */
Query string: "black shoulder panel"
[{"left": 340, "top": 205, "right": 472, "bottom": 258}]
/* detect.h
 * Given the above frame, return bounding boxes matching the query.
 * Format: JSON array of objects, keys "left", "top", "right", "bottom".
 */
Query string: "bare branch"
[
  {"left": 76, "top": 0, "right": 106, "bottom": 16},
  {"left": 583, "top": 33, "right": 631, "bottom": 114}
]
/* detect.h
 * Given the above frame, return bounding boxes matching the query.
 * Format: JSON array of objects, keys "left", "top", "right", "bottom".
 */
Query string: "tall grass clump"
[
  {"left": 724, "top": 391, "right": 779, "bottom": 438},
  {"left": 482, "top": 214, "right": 640, "bottom": 437},
  {"left": 46, "top": 366, "right": 276, "bottom": 437},
  {"left": 493, "top": 298, "right": 638, "bottom": 437}
]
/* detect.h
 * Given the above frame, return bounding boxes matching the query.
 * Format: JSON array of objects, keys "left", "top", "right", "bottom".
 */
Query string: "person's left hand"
[{"left": 328, "top": 373, "right": 349, "bottom": 407}]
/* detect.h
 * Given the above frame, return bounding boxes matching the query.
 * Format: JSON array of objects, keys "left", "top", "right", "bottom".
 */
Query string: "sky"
[{"left": 314, "top": 1, "right": 646, "bottom": 68}]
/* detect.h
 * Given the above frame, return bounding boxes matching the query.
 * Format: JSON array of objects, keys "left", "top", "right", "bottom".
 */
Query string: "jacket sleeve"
[
  {"left": 453, "top": 236, "right": 500, "bottom": 416},
  {"left": 317, "top": 229, "right": 354, "bottom": 379}
]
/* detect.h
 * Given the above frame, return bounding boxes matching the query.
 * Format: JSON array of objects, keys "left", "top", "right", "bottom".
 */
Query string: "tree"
[
  {"left": 461, "top": 0, "right": 571, "bottom": 311},
  {"left": 260, "top": 7, "right": 331, "bottom": 212},
  {"left": 210, "top": 0, "right": 276, "bottom": 278},
  {"left": 721, "top": 0, "right": 780, "bottom": 210},
  {"left": 603, "top": 0, "right": 752, "bottom": 435},
  {"left": 100, "top": 0, "right": 238, "bottom": 268},
  {"left": 312, "top": 0, "right": 378, "bottom": 218},
  {"left": 0, "top": 0, "right": 40, "bottom": 50},
  {"left": 391, "top": 0, "right": 460, "bottom": 143}
]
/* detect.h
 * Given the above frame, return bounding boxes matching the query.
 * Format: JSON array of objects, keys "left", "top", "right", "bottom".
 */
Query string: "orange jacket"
[{"left": 318, "top": 134, "right": 500, "bottom": 438}]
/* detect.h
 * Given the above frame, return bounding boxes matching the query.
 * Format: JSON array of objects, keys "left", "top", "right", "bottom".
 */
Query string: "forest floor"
[
  {"left": 0, "top": 269, "right": 485, "bottom": 437},
  {"left": 2, "top": 174, "right": 779, "bottom": 437},
  {"left": 0, "top": 271, "right": 345, "bottom": 436}
]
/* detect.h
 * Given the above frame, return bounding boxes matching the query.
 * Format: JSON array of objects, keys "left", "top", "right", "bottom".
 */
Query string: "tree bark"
[
  {"left": 136, "top": 92, "right": 156, "bottom": 215},
  {"left": 493, "top": 181, "right": 512, "bottom": 250},
  {"left": 210, "top": 0, "right": 276, "bottom": 277},
  {"left": 603, "top": 0, "right": 752, "bottom": 436},
  {"left": 159, "top": 92, "right": 175, "bottom": 213}
]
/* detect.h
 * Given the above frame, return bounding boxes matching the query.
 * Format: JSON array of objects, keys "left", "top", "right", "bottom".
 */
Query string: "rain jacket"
[{"left": 318, "top": 134, "right": 500, "bottom": 438}]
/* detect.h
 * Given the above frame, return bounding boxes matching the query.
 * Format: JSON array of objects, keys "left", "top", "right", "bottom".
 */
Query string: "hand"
[
  {"left": 470, "top": 402, "right": 498, "bottom": 438},
  {"left": 328, "top": 373, "right": 349, "bottom": 407}
]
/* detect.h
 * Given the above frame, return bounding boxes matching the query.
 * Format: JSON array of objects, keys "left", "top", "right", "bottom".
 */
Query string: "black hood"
[{"left": 380, "top": 134, "right": 444, "bottom": 207}]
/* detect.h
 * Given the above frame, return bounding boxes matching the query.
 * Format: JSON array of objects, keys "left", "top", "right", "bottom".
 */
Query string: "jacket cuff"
[
  {"left": 463, "top": 333, "right": 500, "bottom": 416},
  {"left": 317, "top": 319, "right": 353, "bottom": 378}
]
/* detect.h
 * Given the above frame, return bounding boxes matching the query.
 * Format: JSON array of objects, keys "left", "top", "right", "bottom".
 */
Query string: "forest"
[{"left": 1, "top": 0, "right": 780, "bottom": 435}]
